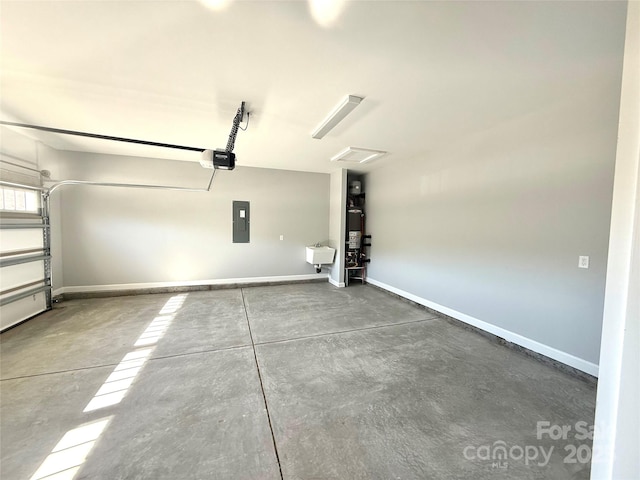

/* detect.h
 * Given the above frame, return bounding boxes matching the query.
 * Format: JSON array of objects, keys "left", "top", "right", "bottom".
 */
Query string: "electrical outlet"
[
  {"left": 578, "top": 256, "right": 590, "bottom": 269},
  {"left": 280, "top": 235, "right": 284, "bottom": 241}
]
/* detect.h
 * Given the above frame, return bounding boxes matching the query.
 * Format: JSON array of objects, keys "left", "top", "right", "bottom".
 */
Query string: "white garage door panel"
[
  {"left": 0, "top": 291, "right": 47, "bottom": 330},
  {"left": 1, "top": 168, "right": 48, "bottom": 330},
  {"left": 0, "top": 228, "right": 43, "bottom": 253},
  {"left": 0, "top": 261, "right": 45, "bottom": 291},
  {"left": 0, "top": 221, "right": 48, "bottom": 331}
]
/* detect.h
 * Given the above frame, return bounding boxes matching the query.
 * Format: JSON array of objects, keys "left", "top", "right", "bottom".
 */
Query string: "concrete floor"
[{"left": 0, "top": 283, "right": 596, "bottom": 479}]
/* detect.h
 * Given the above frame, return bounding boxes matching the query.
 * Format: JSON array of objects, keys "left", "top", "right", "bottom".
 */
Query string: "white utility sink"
[{"left": 306, "top": 246, "right": 336, "bottom": 265}]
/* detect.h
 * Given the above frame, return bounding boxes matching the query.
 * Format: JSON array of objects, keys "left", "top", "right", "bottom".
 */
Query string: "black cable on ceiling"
[{"left": 0, "top": 121, "right": 206, "bottom": 152}]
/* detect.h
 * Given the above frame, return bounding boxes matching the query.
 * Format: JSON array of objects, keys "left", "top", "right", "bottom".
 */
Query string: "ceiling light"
[
  {"left": 308, "top": 0, "right": 347, "bottom": 28},
  {"left": 311, "top": 95, "right": 363, "bottom": 139},
  {"left": 331, "top": 147, "right": 386, "bottom": 164},
  {"left": 200, "top": 0, "right": 233, "bottom": 10}
]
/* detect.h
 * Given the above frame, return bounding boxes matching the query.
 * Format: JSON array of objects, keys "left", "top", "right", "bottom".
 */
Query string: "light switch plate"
[{"left": 578, "top": 256, "right": 590, "bottom": 269}]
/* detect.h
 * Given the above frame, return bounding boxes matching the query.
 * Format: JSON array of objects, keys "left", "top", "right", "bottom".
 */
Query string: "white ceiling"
[{"left": 0, "top": 1, "right": 625, "bottom": 174}]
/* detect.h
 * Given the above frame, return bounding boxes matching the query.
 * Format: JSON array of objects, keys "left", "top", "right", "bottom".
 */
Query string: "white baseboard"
[
  {"left": 366, "top": 277, "right": 599, "bottom": 377},
  {"left": 328, "top": 277, "right": 345, "bottom": 288},
  {"left": 53, "top": 273, "right": 328, "bottom": 296}
]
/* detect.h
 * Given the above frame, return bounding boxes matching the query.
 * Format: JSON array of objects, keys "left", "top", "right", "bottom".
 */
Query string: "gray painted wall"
[
  {"left": 365, "top": 33, "right": 624, "bottom": 366},
  {"left": 49, "top": 151, "right": 329, "bottom": 288}
]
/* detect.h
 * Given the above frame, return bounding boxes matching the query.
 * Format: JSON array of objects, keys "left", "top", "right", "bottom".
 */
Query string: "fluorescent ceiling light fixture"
[
  {"left": 311, "top": 95, "right": 363, "bottom": 139},
  {"left": 331, "top": 146, "right": 387, "bottom": 164}
]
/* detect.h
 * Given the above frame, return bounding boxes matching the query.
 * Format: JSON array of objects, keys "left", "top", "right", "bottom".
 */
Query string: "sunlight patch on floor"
[
  {"left": 28, "top": 294, "right": 189, "bottom": 480},
  {"left": 29, "top": 418, "right": 112, "bottom": 480}
]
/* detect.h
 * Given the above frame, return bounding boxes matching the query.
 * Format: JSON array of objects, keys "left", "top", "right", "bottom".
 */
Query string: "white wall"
[
  {"left": 364, "top": 5, "right": 626, "bottom": 374},
  {"left": 592, "top": 1, "right": 640, "bottom": 478},
  {"left": 44, "top": 151, "right": 329, "bottom": 291},
  {"left": 328, "top": 168, "right": 346, "bottom": 287}
]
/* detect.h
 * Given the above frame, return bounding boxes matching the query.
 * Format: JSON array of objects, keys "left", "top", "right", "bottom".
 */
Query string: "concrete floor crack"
[{"left": 240, "top": 287, "right": 284, "bottom": 480}]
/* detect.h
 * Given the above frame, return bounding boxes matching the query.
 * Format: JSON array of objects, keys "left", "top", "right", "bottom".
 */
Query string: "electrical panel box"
[{"left": 232, "top": 201, "right": 250, "bottom": 243}]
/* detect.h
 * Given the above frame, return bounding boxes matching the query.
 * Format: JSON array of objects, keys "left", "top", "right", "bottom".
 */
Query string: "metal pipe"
[
  {"left": 44, "top": 169, "right": 216, "bottom": 198},
  {"left": 204, "top": 168, "right": 217, "bottom": 190},
  {"left": 0, "top": 165, "right": 216, "bottom": 196}
]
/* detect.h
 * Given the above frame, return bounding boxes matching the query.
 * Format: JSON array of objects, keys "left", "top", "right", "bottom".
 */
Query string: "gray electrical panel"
[{"left": 232, "top": 201, "right": 250, "bottom": 243}]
